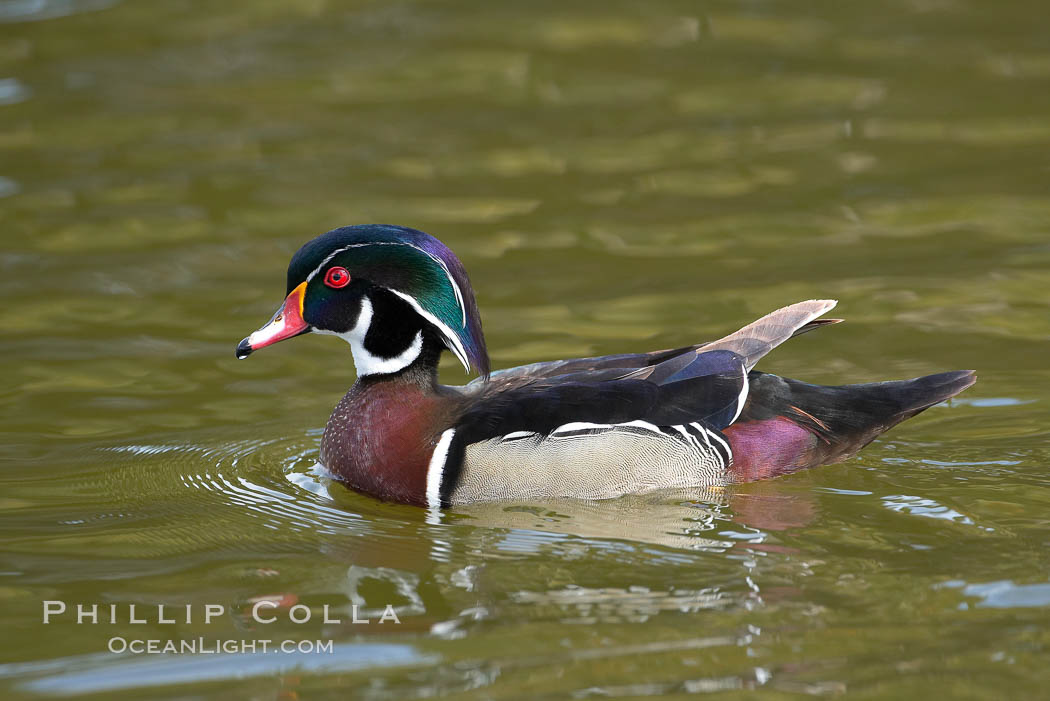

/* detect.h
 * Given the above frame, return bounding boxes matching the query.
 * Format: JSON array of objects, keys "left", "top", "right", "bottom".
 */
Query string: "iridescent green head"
[{"left": 237, "top": 225, "right": 490, "bottom": 378}]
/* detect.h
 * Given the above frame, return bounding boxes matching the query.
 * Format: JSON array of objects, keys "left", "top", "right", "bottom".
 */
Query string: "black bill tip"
[{"left": 235, "top": 337, "right": 253, "bottom": 359}]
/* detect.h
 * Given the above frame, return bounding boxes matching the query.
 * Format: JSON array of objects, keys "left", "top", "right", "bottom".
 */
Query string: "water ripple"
[
  {"left": 0, "top": 0, "right": 117, "bottom": 24},
  {"left": 937, "top": 579, "right": 1050, "bottom": 609},
  {"left": 92, "top": 429, "right": 389, "bottom": 554},
  {"left": 0, "top": 76, "right": 29, "bottom": 104}
]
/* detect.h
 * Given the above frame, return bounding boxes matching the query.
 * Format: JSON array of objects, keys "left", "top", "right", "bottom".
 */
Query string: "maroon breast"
[{"left": 320, "top": 382, "right": 448, "bottom": 506}]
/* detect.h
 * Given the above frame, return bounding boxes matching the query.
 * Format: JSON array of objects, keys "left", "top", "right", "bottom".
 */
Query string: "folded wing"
[{"left": 435, "top": 300, "right": 841, "bottom": 505}]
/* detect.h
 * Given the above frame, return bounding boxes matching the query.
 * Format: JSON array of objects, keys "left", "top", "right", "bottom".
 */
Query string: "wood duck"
[{"left": 236, "top": 225, "right": 976, "bottom": 508}]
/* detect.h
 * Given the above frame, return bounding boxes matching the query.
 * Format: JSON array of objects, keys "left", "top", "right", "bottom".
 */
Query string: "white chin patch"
[{"left": 316, "top": 296, "right": 423, "bottom": 376}]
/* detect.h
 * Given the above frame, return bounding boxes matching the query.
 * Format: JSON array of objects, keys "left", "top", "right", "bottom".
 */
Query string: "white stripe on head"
[
  {"left": 315, "top": 296, "right": 423, "bottom": 376},
  {"left": 388, "top": 289, "right": 471, "bottom": 373},
  {"left": 306, "top": 241, "right": 467, "bottom": 327},
  {"left": 426, "top": 428, "right": 456, "bottom": 509}
]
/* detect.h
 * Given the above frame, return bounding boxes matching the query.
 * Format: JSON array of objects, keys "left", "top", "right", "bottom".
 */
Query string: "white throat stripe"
[{"left": 316, "top": 296, "right": 424, "bottom": 376}]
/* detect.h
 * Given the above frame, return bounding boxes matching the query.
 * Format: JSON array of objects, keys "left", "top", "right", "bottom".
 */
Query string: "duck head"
[{"left": 236, "top": 225, "right": 489, "bottom": 378}]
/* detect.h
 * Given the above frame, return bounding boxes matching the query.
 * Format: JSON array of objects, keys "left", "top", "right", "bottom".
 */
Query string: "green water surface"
[{"left": 2, "top": 0, "right": 1049, "bottom": 698}]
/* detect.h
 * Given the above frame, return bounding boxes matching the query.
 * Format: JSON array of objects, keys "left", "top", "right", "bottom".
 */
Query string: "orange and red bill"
[{"left": 236, "top": 281, "right": 309, "bottom": 359}]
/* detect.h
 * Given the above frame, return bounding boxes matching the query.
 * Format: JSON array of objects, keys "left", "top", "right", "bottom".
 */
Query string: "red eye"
[{"left": 323, "top": 266, "right": 350, "bottom": 289}]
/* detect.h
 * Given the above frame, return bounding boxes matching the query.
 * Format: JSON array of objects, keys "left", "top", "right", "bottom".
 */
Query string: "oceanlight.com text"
[{"left": 107, "top": 637, "right": 335, "bottom": 655}]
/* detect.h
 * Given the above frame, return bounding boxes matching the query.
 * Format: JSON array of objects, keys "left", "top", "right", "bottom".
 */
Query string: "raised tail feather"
[
  {"left": 765, "top": 369, "right": 978, "bottom": 463},
  {"left": 702, "top": 299, "right": 841, "bottom": 370}
]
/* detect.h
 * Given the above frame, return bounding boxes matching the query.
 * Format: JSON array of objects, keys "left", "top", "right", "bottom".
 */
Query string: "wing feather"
[
  {"left": 699, "top": 299, "right": 839, "bottom": 370},
  {"left": 469, "top": 299, "right": 840, "bottom": 390}
]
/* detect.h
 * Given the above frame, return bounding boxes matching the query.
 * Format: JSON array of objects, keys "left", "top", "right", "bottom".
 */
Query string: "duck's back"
[{"left": 431, "top": 301, "right": 975, "bottom": 507}]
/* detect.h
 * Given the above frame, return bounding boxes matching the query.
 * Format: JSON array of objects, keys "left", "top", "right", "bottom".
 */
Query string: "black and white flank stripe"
[{"left": 426, "top": 419, "right": 733, "bottom": 507}]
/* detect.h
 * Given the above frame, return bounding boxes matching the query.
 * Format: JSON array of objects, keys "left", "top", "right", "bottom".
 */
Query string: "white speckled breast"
[{"left": 449, "top": 423, "right": 729, "bottom": 504}]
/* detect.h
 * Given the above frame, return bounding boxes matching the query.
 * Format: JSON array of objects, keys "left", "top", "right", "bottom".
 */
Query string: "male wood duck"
[{"left": 236, "top": 225, "right": 976, "bottom": 508}]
